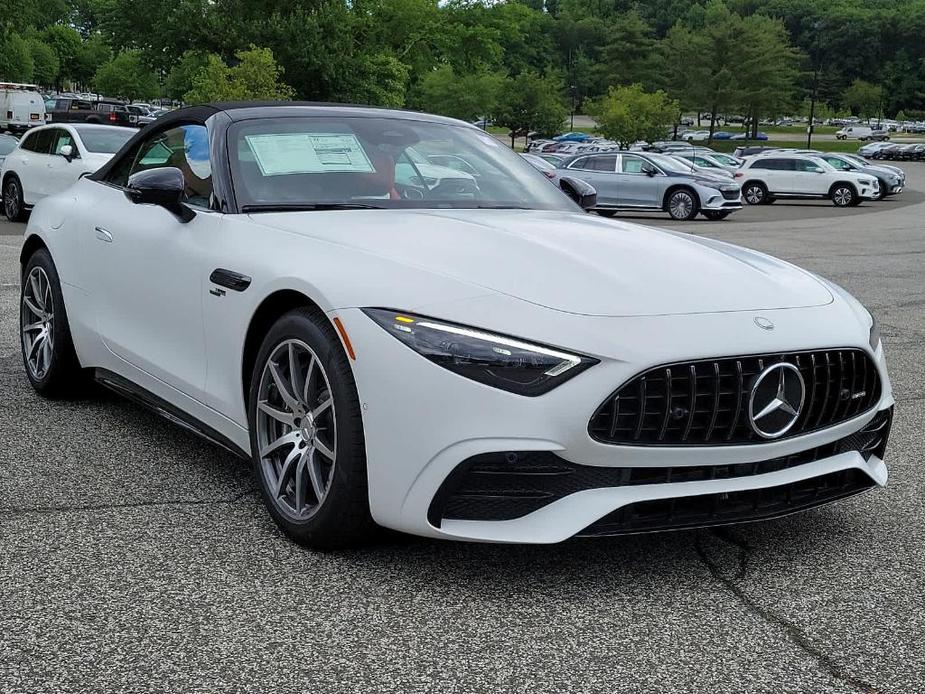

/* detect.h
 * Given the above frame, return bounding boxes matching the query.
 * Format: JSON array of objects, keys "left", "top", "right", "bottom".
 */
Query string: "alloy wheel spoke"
[
  {"left": 258, "top": 400, "right": 295, "bottom": 426},
  {"left": 274, "top": 446, "right": 302, "bottom": 498},
  {"left": 312, "top": 396, "right": 333, "bottom": 418},
  {"left": 268, "top": 361, "right": 300, "bottom": 411},
  {"left": 22, "top": 320, "right": 44, "bottom": 333},
  {"left": 306, "top": 450, "right": 327, "bottom": 502},
  {"left": 293, "top": 450, "right": 310, "bottom": 512},
  {"left": 28, "top": 332, "right": 45, "bottom": 361},
  {"left": 23, "top": 296, "right": 44, "bottom": 319},
  {"left": 313, "top": 437, "right": 335, "bottom": 462},
  {"left": 260, "top": 429, "right": 301, "bottom": 459},
  {"left": 41, "top": 337, "right": 52, "bottom": 372},
  {"left": 288, "top": 343, "right": 303, "bottom": 407},
  {"left": 302, "top": 355, "right": 316, "bottom": 404},
  {"left": 30, "top": 274, "right": 44, "bottom": 310}
]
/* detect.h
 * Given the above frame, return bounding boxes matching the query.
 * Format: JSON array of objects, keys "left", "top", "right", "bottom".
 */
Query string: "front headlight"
[
  {"left": 363, "top": 309, "right": 598, "bottom": 396},
  {"left": 869, "top": 313, "right": 881, "bottom": 351},
  {"left": 858, "top": 178, "right": 873, "bottom": 185}
]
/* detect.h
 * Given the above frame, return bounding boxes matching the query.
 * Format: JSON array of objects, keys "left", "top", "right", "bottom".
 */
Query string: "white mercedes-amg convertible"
[{"left": 17, "top": 103, "right": 893, "bottom": 548}]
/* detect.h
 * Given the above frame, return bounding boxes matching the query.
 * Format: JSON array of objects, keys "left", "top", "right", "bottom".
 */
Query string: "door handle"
[
  {"left": 94, "top": 226, "right": 113, "bottom": 242},
  {"left": 209, "top": 268, "right": 251, "bottom": 292}
]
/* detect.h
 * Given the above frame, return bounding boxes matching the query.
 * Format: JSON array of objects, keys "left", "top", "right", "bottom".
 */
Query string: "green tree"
[
  {"left": 334, "top": 51, "right": 409, "bottom": 107},
  {"left": 0, "top": 33, "right": 34, "bottom": 82},
  {"left": 94, "top": 50, "right": 158, "bottom": 101},
  {"left": 184, "top": 46, "right": 293, "bottom": 104},
  {"left": 165, "top": 50, "right": 210, "bottom": 102},
  {"left": 417, "top": 65, "right": 502, "bottom": 121},
  {"left": 26, "top": 38, "right": 59, "bottom": 86},
  {"left": 843, "top": 79, "right": 883, "bottom": 122},
  {"left": 598, "top": 10, "right": 658, "bottom": 88},
  {"left": 737, "top": 14, "right": 801, "bottom": 137},
  {"left": 588, "top": 83, "right": 679, "bottom": 149},
  {"left": 74, "top": 32, "right": 110, "bottom": 87},
  {"left": 495, "top": 70, "right": 567, "bottom": 147},
  {"left": 40, "top": 24, "right": 83, "bottom": 88}
]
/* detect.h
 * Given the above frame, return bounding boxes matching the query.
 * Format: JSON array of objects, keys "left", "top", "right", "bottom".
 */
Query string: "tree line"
[{"left": 2, "top": 0, "right": 925, "bottom": 137}]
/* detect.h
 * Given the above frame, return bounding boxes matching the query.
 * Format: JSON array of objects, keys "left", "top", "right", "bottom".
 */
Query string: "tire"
[
  {"left": 702, "top": 210, "right": 731, "bottom": 221},
  {"left": 596, "top": 210, "right": 617, "bottom": 218},
  {"left": 830, "top": 183, "right": 857, "bottom": 207},
  {"left": 247, "top": 308, "right": 374, "bottom": 549},
  {"left": 742, "top": 181, "right": 768, "bottom": 205},
  {"left": 875, "top": 179, "right": 887, "bottom": 200},
  {"left": 666, "top": 188, "right": 699, "bottom": 221},
  {"left": 20, "top": 249, "right": 87, "bottom": 397},
  {"left": 4, "top": 175, "right": 27, "bottom": 222}
]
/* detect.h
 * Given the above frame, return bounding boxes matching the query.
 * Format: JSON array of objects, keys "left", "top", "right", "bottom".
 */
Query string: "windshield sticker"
[{"left": 245, "top": 133, "right": 375, "bottom": 176}]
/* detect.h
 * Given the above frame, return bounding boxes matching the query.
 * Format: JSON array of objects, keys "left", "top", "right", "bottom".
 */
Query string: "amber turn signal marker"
[{"left": 332, "top": 316, "right": 356, "bottom": 360}]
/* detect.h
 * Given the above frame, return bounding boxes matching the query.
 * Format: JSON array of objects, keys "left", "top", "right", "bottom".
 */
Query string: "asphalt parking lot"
[{"left": 1, "top": 172, "right": 924, "bottom": 694}]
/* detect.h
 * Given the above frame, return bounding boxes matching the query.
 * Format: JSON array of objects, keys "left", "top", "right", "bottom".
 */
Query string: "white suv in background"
[
  {"left": 2, "top": 123, "right": 134, "bottom": 221},
  {"left": 735, "top": 153, "right": 879, "bottom": 207}
]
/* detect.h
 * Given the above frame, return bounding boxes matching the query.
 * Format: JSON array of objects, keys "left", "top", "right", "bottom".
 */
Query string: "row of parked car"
[
  {"left": 519, "top": 137, "right": 907, "bottom": 222},
  {"left": 0, "top": 118, "right": 912, "bottom": 227},
  {"left": 857, "top": 142, "right": 925, "bottom": 161}
]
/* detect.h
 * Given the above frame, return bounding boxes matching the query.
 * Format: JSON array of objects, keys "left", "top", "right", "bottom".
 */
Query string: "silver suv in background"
[{"left": 557, "top": 151, "right": 742, "bottom": 221}]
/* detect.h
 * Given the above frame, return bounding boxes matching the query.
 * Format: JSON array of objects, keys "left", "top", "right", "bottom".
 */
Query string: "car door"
[
  {"left": 565, "top": 155, "right": 618, "bottom": 205},
  {"left": 616, "top": 154, "right": 661, "bottom": 207},
  {"left": 44, "top": 128, "right": 77, "bottom": 195},
  {"left": 791, "top": 158, "right": 828, "bottom": 195},
  {"left": 84, "top": 123, "right": 218, "bottom": 401},
  {"left": 14, "top": 128, "right": 54, "bottom": 204}
]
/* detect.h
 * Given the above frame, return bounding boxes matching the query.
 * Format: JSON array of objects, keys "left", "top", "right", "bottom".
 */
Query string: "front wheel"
[
  {"left": 666, "top": 189, "right": 699, "bottom": 220},
  {"left": 831, "top": 184, "right": 857, "bottom": 207},
  {"left": 4, "top": 176, "right": 27, "bottom": 222},
  {"left": 875, "top": 179, "right": 887, "bottom": 200},
  {"left": 702, "top": 210, "right": 731, "bottom": 221},
  {"left": 20, "top": 249, "right": 86, "bottom": 397},
  {"left": 248, "top": 308, "right": 375, "bottom": 549}
]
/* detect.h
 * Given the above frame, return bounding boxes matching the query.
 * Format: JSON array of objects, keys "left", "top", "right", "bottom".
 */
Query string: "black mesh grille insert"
[
  {"left": 577, "top": 469, "right": 875, "bottom": 537},
  {"left": 429, "top": 408, "right": 891, "bottom": 526},
  {"left": 589, "top": 349, "right": 881, "bottom": 446}
]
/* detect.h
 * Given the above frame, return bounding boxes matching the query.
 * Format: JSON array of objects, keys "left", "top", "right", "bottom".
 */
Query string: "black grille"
[
  {"left": 430, "top": 409, "right": 891, "bottom": 525},
  {"left": 577, "top": 469, "right": 874, "bottom": 537},
  {"left": 721, "top": 189, "right": 740, "bottom": 200},
  {"left": 589, "top": 349, "right": 880, "bottom": 446}
]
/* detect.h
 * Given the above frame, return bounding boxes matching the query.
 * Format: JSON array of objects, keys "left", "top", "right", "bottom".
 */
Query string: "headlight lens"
[
  {"left": 869, "top": 314, "right": 881, "bottom": 351},
  {"left": 363, "top": 309, "right": 598, "bottom": 396}
]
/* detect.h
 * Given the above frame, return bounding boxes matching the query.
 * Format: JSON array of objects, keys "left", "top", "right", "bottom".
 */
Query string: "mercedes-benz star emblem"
[
  {"left": 748, "top": 362, "right": 806, "bottom": 439},
  {"left": 754, "top": 316, "right": 775, "bottom": 331}
]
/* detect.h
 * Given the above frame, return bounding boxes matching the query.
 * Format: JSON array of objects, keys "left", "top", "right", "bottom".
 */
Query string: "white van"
[
  {"left": 835, "top": 125, "right": 890, "bottom": 141},
  {"left": 0, "top": 83, "right": 47, "bottom": 134}
]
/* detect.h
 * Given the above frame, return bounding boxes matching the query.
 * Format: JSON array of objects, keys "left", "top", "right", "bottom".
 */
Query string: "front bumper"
[{"left": 336, "top": 301, "right": 893, "bottom": 543}]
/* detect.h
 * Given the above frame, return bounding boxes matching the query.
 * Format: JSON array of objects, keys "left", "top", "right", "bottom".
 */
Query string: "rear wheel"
[
  {"left": 666, "top": 188, "right": 699, "bottom": 221},
  {"left": 702, "top": 210, "right": 731, "bottom": 221},
  {"left": 742, "top": 181, "right": 768, "bottom": 205},
  {"left": 831, "top": 183, "right": 857, "bottom": 207},
  {"left": 4, "top": 175, "right": 27, "bottom": 222},
  {"left": 248, "top": 308, "right": 375, "bottom": 549},
  {"left": 20, "top": 249, "right": 87, "bottom": 397}
]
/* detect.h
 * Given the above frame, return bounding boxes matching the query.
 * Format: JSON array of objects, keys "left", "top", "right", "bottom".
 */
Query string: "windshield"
[
  {"left": 645, "top": 153, "right": 692, "bottom": 173},
  {"left": 76, "top": 127, "right": 134, "bottom": 153},
  {"left": 229, "top": 116, "right": 576, "bottom": 211}
]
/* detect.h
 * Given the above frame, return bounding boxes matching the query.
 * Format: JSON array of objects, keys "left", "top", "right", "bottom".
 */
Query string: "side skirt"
[{"left": 93, "top": 368, "right": 250, "bottom": 460}]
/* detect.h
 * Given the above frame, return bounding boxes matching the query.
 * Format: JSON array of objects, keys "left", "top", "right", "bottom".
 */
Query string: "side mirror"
[
  {"left": 125, "top": 167, "right": 195, "bottom": 222},
  {"left": 559, "top": 176, "right": 597, "bottom": 211},
  {"left": 59, "top": 144, "right": 74, "bottom": 161},
  {"left": 645, "top": 167, "right": 656, "bottom": 177}
]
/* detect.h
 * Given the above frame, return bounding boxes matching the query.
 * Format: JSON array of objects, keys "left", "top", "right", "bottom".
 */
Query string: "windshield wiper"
[{"left": 241, "top": 202, "right": 385, "bottom": 213}]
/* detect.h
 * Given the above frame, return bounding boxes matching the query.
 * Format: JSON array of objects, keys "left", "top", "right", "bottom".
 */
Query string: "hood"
[{"left": 254, "top": 209, "right": 833, "bottom": 317}]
